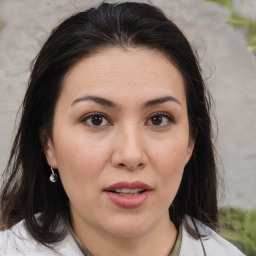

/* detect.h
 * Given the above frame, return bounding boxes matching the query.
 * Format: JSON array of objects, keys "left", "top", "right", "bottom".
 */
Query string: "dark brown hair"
[{"left": 0, "top": 1, "right": 218, "bottom": 246}]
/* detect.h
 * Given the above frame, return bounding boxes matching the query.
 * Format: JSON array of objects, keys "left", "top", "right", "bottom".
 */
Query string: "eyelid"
[
  {"left": 80, "top": 112, "right": 112, "bottom": 126},
  {"left": 146, "top": 112, "right": 175, "bottom": 125}
]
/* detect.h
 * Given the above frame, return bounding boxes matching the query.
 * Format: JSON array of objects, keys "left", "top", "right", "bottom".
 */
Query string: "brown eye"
[
  {"left": 151, "top": 115, "right": 163, "bottom": 126},
  {"left": 82, "top": 113, "right": 110, "bottom": 127},
  {"left": 91, "top": 115, "right": 103, "bottom": 126},
  {"left": 147, "top": 113, "right": 173, "bottom": 126}
]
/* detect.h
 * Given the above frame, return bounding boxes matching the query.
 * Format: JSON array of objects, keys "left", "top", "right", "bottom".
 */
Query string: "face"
[{"left": 44, "top": 47, "right": 194, "bottom": 239}]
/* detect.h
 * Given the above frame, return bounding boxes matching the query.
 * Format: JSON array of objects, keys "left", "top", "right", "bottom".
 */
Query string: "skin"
[{"left": 44, "top": 47, "right": 194, "bottom": 256}]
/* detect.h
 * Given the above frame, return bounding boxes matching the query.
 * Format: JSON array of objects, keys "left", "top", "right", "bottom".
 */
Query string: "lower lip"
[{"left": 104, "top": 191, "right": 151, "bottom": 208}]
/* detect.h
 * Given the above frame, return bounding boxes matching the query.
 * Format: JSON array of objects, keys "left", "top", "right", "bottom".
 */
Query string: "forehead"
[{"left": 61, "top": 47, "right": 186, "bottom": 104}]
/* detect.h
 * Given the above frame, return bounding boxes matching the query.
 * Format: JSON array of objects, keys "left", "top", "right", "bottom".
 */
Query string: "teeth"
[
  {"left": 114, "top": 188, "right": 144, "bottom": 193},
  {"left": 119, "top": 193, "right": 138, "bottom": 197}
]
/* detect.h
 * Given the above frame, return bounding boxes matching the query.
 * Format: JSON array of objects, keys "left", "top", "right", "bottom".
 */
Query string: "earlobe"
[{"left": 43, "top": 138, "right": 58, "bottom": 168}]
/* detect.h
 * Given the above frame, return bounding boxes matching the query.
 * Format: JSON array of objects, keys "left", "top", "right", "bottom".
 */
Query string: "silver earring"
[{"left": 49, "top": 167, "right": 58, "bottom": 183}]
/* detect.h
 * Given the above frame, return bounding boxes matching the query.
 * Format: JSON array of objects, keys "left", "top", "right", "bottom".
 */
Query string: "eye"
[
  {"left": 147, "top": 112, "right": 174, "bottom": 126},
  {"left": 81, "top": 113, "right": 110, "bottom": 127}
]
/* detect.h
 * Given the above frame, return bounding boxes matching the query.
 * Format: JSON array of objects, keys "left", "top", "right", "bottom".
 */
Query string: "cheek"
[
  {"left": 152, "top": 138, "right": 188, "bottom": 176},
  {"left": 150, "top": 137, "right": 188, "bottom": 198},
  {"left": 54, "top": 139, "right": 110, "bottom": 212},
  {"left": 54, "top": 135, "right": 111, "bottom": 186}
]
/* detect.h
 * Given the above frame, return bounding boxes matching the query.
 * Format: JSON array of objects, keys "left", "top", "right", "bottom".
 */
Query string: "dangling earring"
[{"left": 49, "top": 167, "right": 58, "bottom": 182}]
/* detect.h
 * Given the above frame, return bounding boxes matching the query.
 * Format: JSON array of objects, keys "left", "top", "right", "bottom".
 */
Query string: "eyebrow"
[
  {"left": 71, "top": 95, "right": 118, "bottom": 108},
  {"left": 71, "top": 95, "right": 181, "bottom": 109},
  {"left": 143, "top": 96, "right": 182, "bottom": 108}
]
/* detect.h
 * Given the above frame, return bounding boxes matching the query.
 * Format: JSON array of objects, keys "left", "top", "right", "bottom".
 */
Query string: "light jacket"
[{"left": 0, "top": 216, "right": 245, "bottom": 256}]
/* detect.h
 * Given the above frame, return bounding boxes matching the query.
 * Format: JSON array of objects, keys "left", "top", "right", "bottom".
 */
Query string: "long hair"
[{"left": 0, "top": 2, "right": 218, "bottom": 245}]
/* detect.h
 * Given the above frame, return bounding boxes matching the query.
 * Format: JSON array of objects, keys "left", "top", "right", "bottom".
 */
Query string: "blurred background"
[{"left": 0, "top": 0, "right": 256, "bottom": 254}]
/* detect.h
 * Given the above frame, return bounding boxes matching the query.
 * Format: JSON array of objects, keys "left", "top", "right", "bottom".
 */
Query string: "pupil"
[
  {"left": 152, "top": 116, "right": 162, "bottom": 125},
  {"left": 92, "top": 115, "right": 103, "bottom": 126}
]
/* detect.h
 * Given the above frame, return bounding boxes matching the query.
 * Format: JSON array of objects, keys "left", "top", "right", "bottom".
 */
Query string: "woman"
[{"left": 0, "top": 2, "right": 244, "bottom": 256}]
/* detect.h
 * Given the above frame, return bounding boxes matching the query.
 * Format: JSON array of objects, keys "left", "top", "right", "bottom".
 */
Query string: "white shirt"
[{"left": 0, "top": 217, "right": 245, "bottom": 256}]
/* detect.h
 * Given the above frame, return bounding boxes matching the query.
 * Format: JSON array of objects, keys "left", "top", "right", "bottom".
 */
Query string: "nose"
[{"left": 111, "top": 125, "right": 148, "bottom": 170}]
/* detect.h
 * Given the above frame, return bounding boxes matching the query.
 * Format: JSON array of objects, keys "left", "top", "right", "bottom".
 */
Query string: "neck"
[{"left": 71, "top": 212, "right": 178, "bottom": 256}]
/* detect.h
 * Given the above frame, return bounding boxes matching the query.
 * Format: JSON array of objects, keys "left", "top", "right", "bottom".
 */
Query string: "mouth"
[
  {"left": 108, "top": 188, "right": 146, "bottom": 197},
  {"left": 104, "top": 181, "right": 152, "bottom": 195},
  {"left": 103, "top": 181, "right": 153, "bottom": 207}
]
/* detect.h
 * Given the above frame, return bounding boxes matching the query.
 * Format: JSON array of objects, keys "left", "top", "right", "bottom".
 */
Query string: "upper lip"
[{"left": 104, "top": 181, "right": 153, "bottom": 191}]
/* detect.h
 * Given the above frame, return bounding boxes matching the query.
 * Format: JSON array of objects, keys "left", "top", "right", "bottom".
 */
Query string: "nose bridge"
[
  {"left": 123, "top": 123, "right": 143, "bottom": 151},
  {"left": 112, "top": 121, "right": 147, "bottom": 169}
]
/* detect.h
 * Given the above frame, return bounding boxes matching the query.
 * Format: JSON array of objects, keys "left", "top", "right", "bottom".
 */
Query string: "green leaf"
[
  {"left": 220, "top": 208, "right": 256, "bottom": 256},
  {"left": 205, "top": 0, "right": 232, "bottom": 9},
  {"left": 247, "top": 45, "right": 256, "bottom": 53}
]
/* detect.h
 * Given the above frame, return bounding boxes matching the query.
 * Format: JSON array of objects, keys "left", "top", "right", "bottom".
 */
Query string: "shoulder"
[
  {"left": 0, "top": 219, "right": 52, "bottom": 255},
  {"left": 0, "top": 218, "right": 83, "bottom": 256},
  {"left": 179, "top": 216, "right": 245, "bottom": 256}
]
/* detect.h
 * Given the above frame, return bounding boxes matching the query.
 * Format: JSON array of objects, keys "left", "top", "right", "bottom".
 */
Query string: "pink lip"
[
  {"left": 103, "top": 181, "right": 153, "bottom": 209},
  {"left": 104, "top": 181, "right": 152, "bottom": 191}
]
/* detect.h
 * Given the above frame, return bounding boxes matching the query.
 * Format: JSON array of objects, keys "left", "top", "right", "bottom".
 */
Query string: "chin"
[{"left": 101, "top": 215, "right": 154, "bottom": 238}]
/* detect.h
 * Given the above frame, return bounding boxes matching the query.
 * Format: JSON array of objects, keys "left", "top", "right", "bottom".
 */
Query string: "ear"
[
  {"left": 43, "top": 137, "right": 58, "bottom": 169},
  {"left": 185, "top": 137, "right": 195, "bottom": 165}
]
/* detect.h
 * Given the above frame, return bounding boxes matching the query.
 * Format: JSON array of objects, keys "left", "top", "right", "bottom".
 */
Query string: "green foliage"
[
  {"left": 226, "top": 13, "right": 256, "bottom": 53},
  {"left": 205, "top": 0, "right": 256, "bottom": 53},
  {"left": 220, "top": 207, "right": 256, "bottom": 256},
  {"left": 205, "top": 0, "right": 232, "bottom": 9}
]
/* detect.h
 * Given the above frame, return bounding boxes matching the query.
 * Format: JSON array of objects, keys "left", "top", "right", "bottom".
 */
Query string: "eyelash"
[
  {"left": 81, "top": 112, "right": 111, "bottom": 127},
  {"left": 146, "top": 112, "right": 174, "bottom": 126},
  {"left": 80, "top": 112, "right": 174, "bottom": 127}
]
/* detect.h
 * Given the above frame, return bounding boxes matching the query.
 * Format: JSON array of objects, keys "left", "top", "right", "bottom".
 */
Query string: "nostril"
[{"left": 117, "top": 162, "right": 144, "bottom": 170}]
